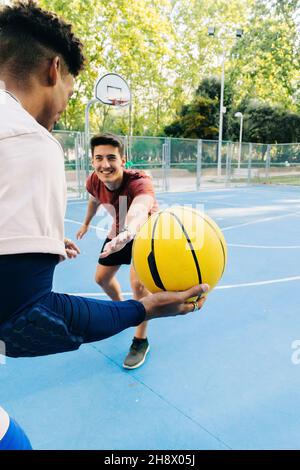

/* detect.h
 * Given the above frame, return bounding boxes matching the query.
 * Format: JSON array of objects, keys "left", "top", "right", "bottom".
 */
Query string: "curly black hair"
[{"left": 0, "top": 0, "right": 85, "bottom": 77}]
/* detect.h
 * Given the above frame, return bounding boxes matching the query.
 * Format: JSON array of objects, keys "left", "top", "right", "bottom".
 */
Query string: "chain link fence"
[
  {"left": 54, "top": 131, "right": 300, "bottom": 199},
  {"left": 53, "top": 130, "right": 86, "bottom": 199}
]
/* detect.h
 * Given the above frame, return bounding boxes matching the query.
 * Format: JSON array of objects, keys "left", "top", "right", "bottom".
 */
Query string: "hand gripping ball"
[{"left": 132, "top": 206, "right": 227, "bottom": 298}]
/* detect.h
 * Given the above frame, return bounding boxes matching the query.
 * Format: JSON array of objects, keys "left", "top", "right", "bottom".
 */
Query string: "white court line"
[
  {"left": 67, "top": 200, "right": 88, "bottom": 205},
  {"left": 65, "top": 216, "right": 300, "bottom": 248},
  {"left": 228, "top": 243, "right": 300, "bottom": 249},
  {"left": 68, "top": 275, "right": 300, "bottom": 297},
  {"left": 66, "top": 210, "right": 300, "bottom": 235},
  {"left": 64, "top": 218, "right": 106, "bottom": 232},
  {"left": 216, "top": 276, "right": 300, "bottom": 289},
  {"left": 203, "top": 200, "right": 254, "bottom": 208},
  {"left": 222, "top": 210, "right": 300, "bottom": 231}
]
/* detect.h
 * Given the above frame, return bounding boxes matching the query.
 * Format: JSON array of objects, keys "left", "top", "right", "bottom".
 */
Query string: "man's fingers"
[
  {"left": 104, "top": 242, "right": 113, "bottom": 252},
  {"left": 99, "top": 246, "right": 111, "bottom": 258},
  {"left": 69, "top": 242, "right": 80, "bottom": 254},
  {"left": 100, "top": 238, "right": 128, "bottom": 259},
  {"left": 76, "top": 227, "right": 87, "bottom": 240},
  {"left": 66, "top": 248, "right": 78, "bottom": 259},
  {"left": 181, "top": 283, "right": 209, "bottom": 302},
  {"left": 181, "top": 295, "right": 206, "bottom": 315}
]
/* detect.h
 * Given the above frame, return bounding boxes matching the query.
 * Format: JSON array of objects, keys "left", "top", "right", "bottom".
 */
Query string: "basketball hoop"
[
  {"left": 85, "top": 73, "right": 133, "bottom": 177},
  {"left": 109, "top": 98, "right": 130, "bottom": 107},
  {"left": 94, "top": 73, "right": 131, "bottom": 106}
]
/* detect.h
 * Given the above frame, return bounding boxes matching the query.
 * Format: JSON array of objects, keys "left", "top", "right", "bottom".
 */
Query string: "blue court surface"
[{"left": 1, "top": 185, "right": 300, "bottom": 450}]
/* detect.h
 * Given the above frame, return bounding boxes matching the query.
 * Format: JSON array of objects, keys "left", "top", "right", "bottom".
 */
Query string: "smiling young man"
[
  {"left": 77, "top": 134, "right": 159, "bottom": 369},
  {"left": 0, "top": 1, "right": 208, "bottom": 362}
]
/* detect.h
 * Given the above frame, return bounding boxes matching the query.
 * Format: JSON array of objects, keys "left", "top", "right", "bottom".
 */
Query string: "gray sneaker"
[{"left": 123, "top": 337, "right": 150, "bottom": 369}]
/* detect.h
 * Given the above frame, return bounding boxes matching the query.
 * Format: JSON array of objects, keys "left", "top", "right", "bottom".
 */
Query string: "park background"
[
  {"left": 35, "top": 0, "right": 300, "bottom": 195},
  {"left": 2, "top": 0, "right": 300, "bottom": 451},
  {"left": 42, "top": 0, "right": 300, "bottom": 145}
]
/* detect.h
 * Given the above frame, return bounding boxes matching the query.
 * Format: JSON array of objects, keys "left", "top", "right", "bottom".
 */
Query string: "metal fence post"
[
  {"left": 162, "top": 138, "right": 171, "bottom": 192},
  {"left": 162, "top": 142, "right": 166, "bottom": 192},
  {"left": 84, "top": 98, "right": 98, "bottom": 181},
  {"left": 247, "top": 142, "right": 252, "bottom": 185},
  {"left": 265, "top": 144, "right": 271, "bottom": 181},
  {"left": 74, "top": 133, "right": 81, "bottom": 199},
  {"left": 196, "top": 139, "right": 202, "bottom": 191},
  {"left": 225, "top": 142, "right": 232, "bottom": 187},
  {"left": 123, "top": 135, "right": 129, "bottom": 162},
  {"left": 80, "top": 132, "right": 86, "bottom": 198}
]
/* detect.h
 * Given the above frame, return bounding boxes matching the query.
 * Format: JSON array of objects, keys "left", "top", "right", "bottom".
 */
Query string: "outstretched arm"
[
  {"left": 76, "top": 198, "right": 100, "bottom": 239},
  {"left": 99, "top": 194, "right": 153, "bottom": 258},
  {"left": 80, "top": 283, "right": 209, "bottom": 343},
  {"left": 141, "top": 283, "right": 209, "bottom": 320}
]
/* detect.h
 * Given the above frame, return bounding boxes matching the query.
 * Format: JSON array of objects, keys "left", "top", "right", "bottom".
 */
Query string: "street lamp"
[
  {"left": 208, "top": 27, "right": 243, "bottom": 179},
  {"left": 234, "top": 111, "right": 243, "bottom": 171}
]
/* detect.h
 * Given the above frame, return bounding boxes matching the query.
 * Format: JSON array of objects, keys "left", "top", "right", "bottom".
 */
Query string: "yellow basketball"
[{"left": 132, "top": 206, "right": 227, "bottom": 297}]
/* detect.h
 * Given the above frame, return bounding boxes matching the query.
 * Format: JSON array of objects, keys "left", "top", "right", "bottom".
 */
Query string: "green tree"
[
  {"left": 41, "top": 0, "right": 299, "bottom": 138},
  {"left": 164, "top": 95, "right": 219, "bottom": 138},
  {"left": 164, "top": 76, "right": 235, "bottom": 139},
  {"left": 228, "top": 0, "right": 300, "bottom": 112},
  {"left": 42, "top": 0, "right": 176, "bottom": 134},
  {"left": 236, "top": 100, "right": 300, "bottom": 143}
]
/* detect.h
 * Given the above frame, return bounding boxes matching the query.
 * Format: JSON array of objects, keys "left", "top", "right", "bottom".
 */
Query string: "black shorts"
[{"left": 98, "top": 237, "right": 134, "bottom": 266}]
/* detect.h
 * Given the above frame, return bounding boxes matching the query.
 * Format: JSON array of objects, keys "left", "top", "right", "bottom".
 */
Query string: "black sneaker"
[{"left": 123, "top": 337, "right": 150, "bottom": 369}]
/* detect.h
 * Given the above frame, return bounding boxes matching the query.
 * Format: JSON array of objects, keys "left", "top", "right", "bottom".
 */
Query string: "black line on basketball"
[
  {"left": 147, "top": 212, "right": 166, "bottom": 290},
  {"left": 169, "top": 211, "right": 203, "bottom": 285},
  {"left": 189, "top": 208, "right": 226, "bottom": 277},
  {"left": 202, "top": 216, "right": 227, "bottom": 276}
]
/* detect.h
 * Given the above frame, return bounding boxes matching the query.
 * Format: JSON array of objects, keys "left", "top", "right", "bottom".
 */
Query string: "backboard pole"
[
  {"left": 128, "top": 100, "right": 133, "bottom": 160},
  {"left": 85, "top": 73, "right": 132, "bottom": 184},
  {"left": 84, "top": 98, "right": 98, "bottom": 186}
]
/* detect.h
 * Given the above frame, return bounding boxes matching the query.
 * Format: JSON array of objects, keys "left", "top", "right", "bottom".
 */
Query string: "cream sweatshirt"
[{"left": 0, "top": 91, "right": 67, "bottom": 258}]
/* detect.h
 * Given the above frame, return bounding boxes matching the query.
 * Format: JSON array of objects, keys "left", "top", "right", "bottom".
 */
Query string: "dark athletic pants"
[{"left": 0, "top": 254, "right": 145, "bottom": 357}]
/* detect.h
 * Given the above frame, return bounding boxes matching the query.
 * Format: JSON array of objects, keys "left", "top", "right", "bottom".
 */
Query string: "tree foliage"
[
  {"left": 40, "top": 0, "right": 300, "bottom": 141},
  {"left": 237, "top": 100, "right": 300, "bottom": 143}
]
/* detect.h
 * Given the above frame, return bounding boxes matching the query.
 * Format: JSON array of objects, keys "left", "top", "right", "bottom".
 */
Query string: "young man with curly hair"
[{"left": 0, "top": 1, "right": 208, "bottom": 360}]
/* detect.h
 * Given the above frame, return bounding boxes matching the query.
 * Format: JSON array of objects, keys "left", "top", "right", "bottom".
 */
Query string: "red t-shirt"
[{"left": 86, "top": 169, "right": 159, "bottom": 238}]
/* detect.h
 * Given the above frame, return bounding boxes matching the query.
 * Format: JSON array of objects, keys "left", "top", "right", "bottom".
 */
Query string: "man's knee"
[
  {"left": 131, "top": 278, "right": 147, "bottom": 298},
  {"left": 95, "top": 272, "right": 104, "bottom": 286},
  {"left": 0, "top": 305, "right": 83, "bottom": 357},
  {"left": 95, "top": 270, "right": 112, "bottom": 287}
]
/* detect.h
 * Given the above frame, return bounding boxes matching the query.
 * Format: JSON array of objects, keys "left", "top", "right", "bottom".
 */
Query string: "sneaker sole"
[{"left": 122, "top": 345, "right": 150, "bottom": 370}]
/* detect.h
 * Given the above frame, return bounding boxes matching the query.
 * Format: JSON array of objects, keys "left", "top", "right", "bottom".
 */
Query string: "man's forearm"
[
  {"left": 83, "top": 199, "right": 99, "bottom": 226},
  {"left": 123, "top": 196, "right": 153, "bottom": 235}
]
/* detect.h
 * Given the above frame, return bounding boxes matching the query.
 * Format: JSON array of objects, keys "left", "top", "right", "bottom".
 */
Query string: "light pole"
[
  {"left": 234, "top": 111, "right": 243, "bottom": 172},
  {"left": 217, "top": 45, "right": 226, "bottom": 179},
  {"left": 208, "top": 27, "right": 243, "bottom": 179}
]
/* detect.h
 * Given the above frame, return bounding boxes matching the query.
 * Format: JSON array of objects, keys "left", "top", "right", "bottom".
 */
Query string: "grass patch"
[{"left": 230, "top": 175, "right": 300, "bottom": 185}]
